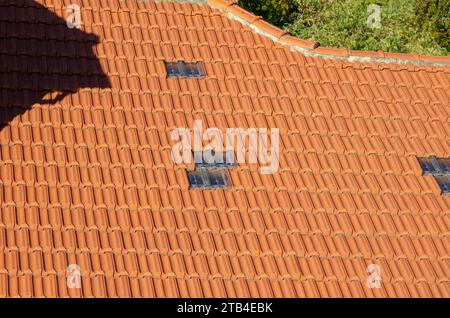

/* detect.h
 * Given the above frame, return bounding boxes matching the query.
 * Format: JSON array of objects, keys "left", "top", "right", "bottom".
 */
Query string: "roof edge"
[{"left": 207, "top": 0, "right": 450, "bottom": 67}]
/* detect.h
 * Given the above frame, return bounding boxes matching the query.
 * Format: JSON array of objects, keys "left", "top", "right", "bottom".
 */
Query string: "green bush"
[
  {"left": 414, "top": 0, "right": 449, "bottom": 52},
  {"left": 238, "top": 0, "right": 449, "bottom": 55},
  {"left": 238, "top": 0, "right": 299, "bottom": 27}
]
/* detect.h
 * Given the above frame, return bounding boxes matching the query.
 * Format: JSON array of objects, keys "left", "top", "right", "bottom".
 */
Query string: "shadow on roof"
[{"left": 0, "top": 0, "right": 110, "bottom": 130}]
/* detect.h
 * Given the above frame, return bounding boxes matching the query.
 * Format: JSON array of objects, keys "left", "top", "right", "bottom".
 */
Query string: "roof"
[{"left": 0, "top": 0, "right": 449, "bottom": 298}]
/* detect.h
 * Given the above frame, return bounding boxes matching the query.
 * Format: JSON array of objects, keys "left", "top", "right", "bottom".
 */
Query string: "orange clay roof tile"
[{"left": 0, "top": 0, "right": 449, "bottom": 298}]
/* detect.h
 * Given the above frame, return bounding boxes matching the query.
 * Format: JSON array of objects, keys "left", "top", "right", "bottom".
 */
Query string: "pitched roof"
[{"left": 0, "top": 0, "right": 449, "bottom": 298}]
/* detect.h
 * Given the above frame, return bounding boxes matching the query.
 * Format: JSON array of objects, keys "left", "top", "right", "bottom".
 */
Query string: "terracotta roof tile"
[{"left": 0, "top": 0, "right": 449, "bottom": 298}]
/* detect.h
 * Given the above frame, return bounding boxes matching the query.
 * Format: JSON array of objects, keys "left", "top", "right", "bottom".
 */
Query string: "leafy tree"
[
  {"left": 414, "top": 0, "right": 449, "bottom": 51},
  {"left": 238, "top": 0, "right": 298, "bottom": 27},
  {"left": 238, "top": 0, "right": 449, "bottom": 55}
]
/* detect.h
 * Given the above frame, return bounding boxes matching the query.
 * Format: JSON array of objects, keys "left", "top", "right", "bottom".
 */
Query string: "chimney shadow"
[{"left": 0, "top": 0, "right": 110, "bottom": 130}]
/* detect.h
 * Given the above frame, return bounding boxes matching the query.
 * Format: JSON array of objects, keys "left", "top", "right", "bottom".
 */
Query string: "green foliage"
[
  {"left": 238, "top": 0, "right": 449, "bottom": 55},
  {"left": 414, "top": 0, "right": 449, "bottom": 52},
  {"left": 238, "top": 0, "right": 298, "bottom": 27}
]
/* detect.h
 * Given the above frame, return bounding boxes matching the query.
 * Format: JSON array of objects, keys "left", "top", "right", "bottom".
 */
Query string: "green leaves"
[
  {"left": 238, "top": 0, "right": 299, "bottom": 27},
  {"left": 238, "top": 0, "right": 448, "bottom": 55}
]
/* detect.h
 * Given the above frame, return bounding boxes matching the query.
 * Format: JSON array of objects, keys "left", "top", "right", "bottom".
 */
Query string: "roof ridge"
[{"left": 207, "top": 0, "right": 450, "bottom": 66}]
